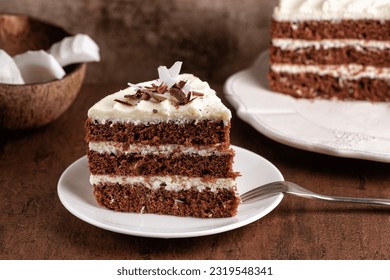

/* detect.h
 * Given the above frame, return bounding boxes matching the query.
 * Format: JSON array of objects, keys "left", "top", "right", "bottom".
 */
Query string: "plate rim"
[
  {"left": 57, "top": 145, "right": 284, "bottom": 239},
  {"left": 224, "top": 51, "right": 390, "bottom": 163}
]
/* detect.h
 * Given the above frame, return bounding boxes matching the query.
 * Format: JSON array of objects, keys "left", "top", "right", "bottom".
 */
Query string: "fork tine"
[
  {"left": 241, "top": 188, "right": 275, "bottom": 201},
  {"left": 242, "top": 192, "right": 283, "bottom": 204},
  {"left": 240, "top": 181, "right": 286, "bottom": 202}
]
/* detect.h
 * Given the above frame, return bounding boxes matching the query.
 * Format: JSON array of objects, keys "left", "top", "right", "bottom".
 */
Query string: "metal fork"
[{"left": 240, "top": 181, "right": 390, "bottom": 206}]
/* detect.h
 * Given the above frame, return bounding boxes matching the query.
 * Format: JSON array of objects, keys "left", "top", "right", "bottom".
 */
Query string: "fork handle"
[{"left": 288, "top": 192, "right": 390, "bottom": 206}]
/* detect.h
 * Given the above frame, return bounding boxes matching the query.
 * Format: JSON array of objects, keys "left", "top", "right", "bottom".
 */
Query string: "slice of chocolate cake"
[
  {"left": 85, "top": 62, "right": 240, "bottom": 218},
  {"left": 268, "top": 0, "right": 390, "bottom": 101}
]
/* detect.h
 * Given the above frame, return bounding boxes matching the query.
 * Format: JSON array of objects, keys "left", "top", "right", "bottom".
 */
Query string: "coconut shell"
[
  {"left": 0, "top": 14, "right": 86, "bottom": 129},
  {"left": 0, "top": 64, "right": 86, "bottom": 129}
]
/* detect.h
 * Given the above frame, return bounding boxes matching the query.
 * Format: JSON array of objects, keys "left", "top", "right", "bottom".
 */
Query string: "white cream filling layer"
[
  {"left": 272, "top": 39, "right": 390, "bottom": 51},
  {"left": 89, "top": 141, "right": 228, "bottom": 156},
  {"left": 90, "top": 175, "right": 236, "bottom": 192},
  {"left": 271, "top": 63, "right": 390, "bottom": 80}
]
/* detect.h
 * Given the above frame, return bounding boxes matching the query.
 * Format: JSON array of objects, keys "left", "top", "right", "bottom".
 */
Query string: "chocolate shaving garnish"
[
  {"left": 177, "top": 80, "right": 187, "bottom": 89},
  {"left": 117, "top": 77, "right": 204, "bottom": 108},
  {"left": 157, "top": 83, "right": 168, "bottom": 94},
  {"left": 124, "top": 90, "right": 151, "bottom": 101},
  {"left": 169, "top": 87, "right": 187, "bottom": 105},
  {"left": 151, "top": 93, "right": 167, "bottom": 103},
  {"left": 140, "top": 89, "right": 154, "bottom": 99},
  {"left": 145, "top": 84, "right": 158, "bottom": 91},
  {"left": 114, "top": 99, "right": 133, "bottom": 106},
  {"left": 191, "top": 91, "right": 204, "bottom": 97}
]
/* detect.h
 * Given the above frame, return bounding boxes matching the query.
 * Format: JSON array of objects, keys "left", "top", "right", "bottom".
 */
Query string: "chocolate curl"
[
  {"left": 157, "top": 83, "right": 168, "bottom": 94},
  {"left": 114, "top": 99, "right": 133, "bottom": 106},
  {"left": 169, "top": 87, "right": 187, "bottom": 105}
]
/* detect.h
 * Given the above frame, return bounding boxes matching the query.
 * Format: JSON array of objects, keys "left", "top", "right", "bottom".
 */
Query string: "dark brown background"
[
  {"left": 0, "top": 0, "right": 276, "bottom": 83},
  {"left": 1, "top": 0, "right": 389, "bottom": 260}
]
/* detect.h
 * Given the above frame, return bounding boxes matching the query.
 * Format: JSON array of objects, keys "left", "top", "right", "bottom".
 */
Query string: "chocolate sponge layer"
[
  {"left": 271, "top": 19, "right": 390, "bottom": 40},
  {"left": 268, "top": 71, "right": 390, "bottom": 101},
  {"left": 93, "top": 183, "right": 240, "bottom": 218},
  {"left": 87, "top": 149, "right": 238, "bottom": 178},
  {"left": 85, "top": 118, "right": 231, "bottom": 147},
  {"left": 270, "top": 46, "right": 390, "bottom": 67}
]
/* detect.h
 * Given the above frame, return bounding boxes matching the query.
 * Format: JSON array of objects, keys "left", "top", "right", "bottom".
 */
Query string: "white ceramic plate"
[
  {"left": 57, "top": 146, "right": 284, "bottom": 238},
  {"left": 224, "top": 51, "right": 390, "bottom": 163}
]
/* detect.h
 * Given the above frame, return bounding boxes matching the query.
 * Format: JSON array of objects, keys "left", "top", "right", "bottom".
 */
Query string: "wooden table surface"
[{"left": 1, "top": 83, "right": 389, "bottom": 260}]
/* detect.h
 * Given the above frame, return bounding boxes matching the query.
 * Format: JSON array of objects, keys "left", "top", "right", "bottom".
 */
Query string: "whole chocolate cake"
[{"left": 268, "top": 0, "right": 390, "bottom": 101}]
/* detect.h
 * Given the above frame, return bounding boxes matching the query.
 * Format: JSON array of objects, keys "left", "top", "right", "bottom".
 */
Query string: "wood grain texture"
[{"left": 1, "top": 84, "right": 389, "bottom": 260}]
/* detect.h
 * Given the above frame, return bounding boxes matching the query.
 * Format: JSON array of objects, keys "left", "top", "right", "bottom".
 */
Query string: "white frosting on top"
[
  {"left": 88, "top": 73, "right": 231, "bottom": 125},
  {"left": 273, "top": 0, "right": 390, "bottom": 21}
]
